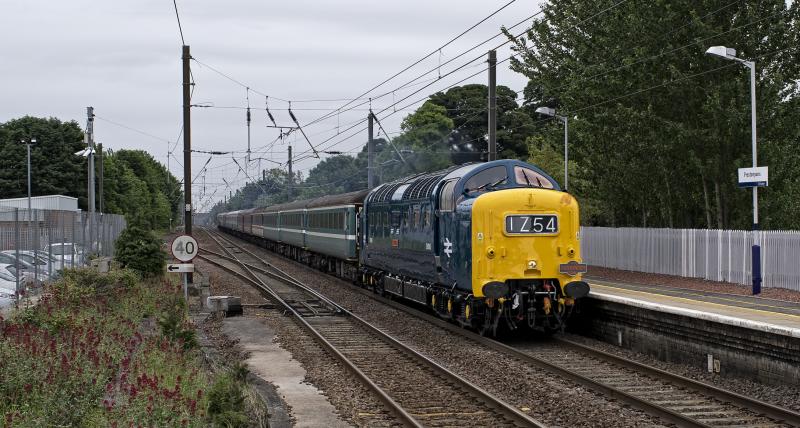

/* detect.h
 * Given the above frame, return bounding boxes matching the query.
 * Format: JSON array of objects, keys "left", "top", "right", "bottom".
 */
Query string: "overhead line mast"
[{"left": 182, "top": 45, "right": 193, "bottom": 242}]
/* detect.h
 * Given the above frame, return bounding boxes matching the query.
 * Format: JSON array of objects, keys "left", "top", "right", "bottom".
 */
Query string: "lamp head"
[
  {"left": 535, "top": 106, "right": 556, "bottom": 117},
  {"left": 705, "top": 46, "right": 737, "bottom": 59}
]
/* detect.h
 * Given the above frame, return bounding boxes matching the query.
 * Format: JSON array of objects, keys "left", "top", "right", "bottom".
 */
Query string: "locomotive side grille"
[{"left": 403, "top": 173, "right": 446, "bottom": 200}]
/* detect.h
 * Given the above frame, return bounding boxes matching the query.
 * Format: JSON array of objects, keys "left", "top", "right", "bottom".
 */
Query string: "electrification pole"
[
  {"left": 182, "top": 45, "right": 192, "bottom": 236},
  {"left": 287, "top": 145, "right": 293, "bottom": 200},
  {"left": 487, "top": 50, "right": 497, "bottom": 162},
  {"left": 367, "top": 112, "right": 375, "bottom": 189},
  {"left": 182, "top": 45, "right": 193, "bottom": 283}
]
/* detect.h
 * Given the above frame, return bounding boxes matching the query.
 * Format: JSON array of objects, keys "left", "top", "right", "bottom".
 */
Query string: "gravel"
[
  {"left": 216, "top": 234, "right": 668, "bottom": 428},
  {"left": 588, "top": 266, "right": 800, "bottom": 303}
]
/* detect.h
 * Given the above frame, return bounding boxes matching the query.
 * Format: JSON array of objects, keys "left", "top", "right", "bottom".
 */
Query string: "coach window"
[
  {"left": 438, "top": 179, "right": 458, "bottom": 212},
  {"left": 514, "top": 166, "right": 555, "bottom": 189}
]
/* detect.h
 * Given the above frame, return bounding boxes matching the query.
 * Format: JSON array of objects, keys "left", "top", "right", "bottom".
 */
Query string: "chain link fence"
[
  {"left": 581, "top": 227, "right": 800, "bottom": 291},
  {"left": 0, "top": 207, "right": 126, "bottom": 309}
]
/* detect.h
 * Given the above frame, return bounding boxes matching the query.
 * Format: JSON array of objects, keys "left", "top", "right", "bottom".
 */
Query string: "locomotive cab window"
[
  {"left": 463, "top": 166, "right": 508, "bottom": 194},
  {"left": 514, "top": 166, "right": 554, "bottom": 189}
]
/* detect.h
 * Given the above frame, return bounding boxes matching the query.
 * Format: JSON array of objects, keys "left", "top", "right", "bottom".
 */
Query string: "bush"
[
  {"left": 158, "top": 295, "right": 198, "bottom": 350},
  {"left": 207, "top": 367, "right": 249, "bottom": 428},
  {"left": 115, "top": 226, "right": 166, "bottom": 277}
]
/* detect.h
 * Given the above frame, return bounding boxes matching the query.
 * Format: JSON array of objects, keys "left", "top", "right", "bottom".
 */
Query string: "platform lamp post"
[
  {"left": 535, "top": 107, "right": 569, "bottom": 192},
  {"left": 705, "top": 45, "right": 761, "bottom": 294}
]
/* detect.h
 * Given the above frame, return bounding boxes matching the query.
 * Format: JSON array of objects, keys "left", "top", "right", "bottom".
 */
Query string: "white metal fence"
[{"left": 581, "top": 227, "right": 800, "bottom": 291}]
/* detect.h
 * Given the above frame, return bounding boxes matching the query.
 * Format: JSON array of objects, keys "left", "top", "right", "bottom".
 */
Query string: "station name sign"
[{"left": 737, "top": 166, "right": 768, "bottom": 188}]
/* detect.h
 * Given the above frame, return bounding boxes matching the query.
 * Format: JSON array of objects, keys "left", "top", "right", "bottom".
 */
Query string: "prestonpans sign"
[{"left": 738, "top": 166, "right": 768, "bottom": 188}]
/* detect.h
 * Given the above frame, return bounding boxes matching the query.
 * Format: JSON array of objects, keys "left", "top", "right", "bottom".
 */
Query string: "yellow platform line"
[
  {"left": 588, "top": 280, "right": 800, "bottom": 315},
  {"left": 589, "top": 283, "right": 800, "bottom": 322}
]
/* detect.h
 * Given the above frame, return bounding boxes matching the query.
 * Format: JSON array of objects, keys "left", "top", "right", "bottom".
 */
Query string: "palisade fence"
[
  {"left": 0, "top": 207, "right": 126, "bottom": 301},
  {"left": 581, "top": 227, "right": 800, "bottom": 291}
]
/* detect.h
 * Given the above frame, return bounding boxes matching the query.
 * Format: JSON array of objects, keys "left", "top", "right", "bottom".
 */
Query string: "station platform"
[
  {"left": 584, "top": 277, "right": 800, "bottom": 338},
  {"left": 573, "top": 276, "right": 800, "bottom": 386}
]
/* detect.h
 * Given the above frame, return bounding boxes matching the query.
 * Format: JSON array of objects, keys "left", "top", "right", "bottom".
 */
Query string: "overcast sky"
[{"left": 0, "top": 0, "right": 536, "bottom": 210}]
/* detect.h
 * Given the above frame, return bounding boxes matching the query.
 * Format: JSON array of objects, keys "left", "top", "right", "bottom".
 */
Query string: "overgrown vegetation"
[
  {"left": 0, "top": 268, "right": 249, "bottom": 426},
  {"left": 115, "top": 226, "right": 166, "bottom": 277},
  {"left": 206, "top": 364, "right": 249, "bottom": 428}
]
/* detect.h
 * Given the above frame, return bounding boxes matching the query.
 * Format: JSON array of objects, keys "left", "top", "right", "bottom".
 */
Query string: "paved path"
[{"left": 223, "top": 317, "right": 352, "bottom": 428}]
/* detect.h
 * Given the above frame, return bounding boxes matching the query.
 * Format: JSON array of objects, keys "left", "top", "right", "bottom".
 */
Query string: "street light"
[
  {"left": 535, "top": 107, "right": 569, "bottom": 192},
  {"left": 705, "top": 45, "right": 761, "bottom": 294},
  {"left": 19, "top": 138, "right": 36, "bottom": 297}
]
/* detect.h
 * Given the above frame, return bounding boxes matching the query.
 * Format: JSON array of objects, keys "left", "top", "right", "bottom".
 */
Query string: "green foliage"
[
  {"left": 115, "top": 226, "right": 166, "bottom": 277},
  {"left": 157, "top": 295, "right": 198, "bottom": 350},
  {"left": 0, "top": 270, "right": 210, "bottom": 426},
  {"left": 0, "top": 116, "right": 87, "bottom": 207},
  {"left": 505, "top": 0, "right": 800, "bottom": 228},
  {"left": 103, "top": 149, "right": 181, "bottom": 230},
  {"left": 206, "top": 369, "right": 249, "bottom": 428}
]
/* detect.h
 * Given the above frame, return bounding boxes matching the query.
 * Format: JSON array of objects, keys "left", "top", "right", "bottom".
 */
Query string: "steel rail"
[
  {"left": 555, "top": 338, "right": 800, "bottom": 427},
  {"left": 198, "top": 228, "right": 545, "bottom": 428}
]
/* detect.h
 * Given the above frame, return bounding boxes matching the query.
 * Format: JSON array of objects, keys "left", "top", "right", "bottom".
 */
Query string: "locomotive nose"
[{"left": 470, "top": 188, "right": 586, "bottom": 298}]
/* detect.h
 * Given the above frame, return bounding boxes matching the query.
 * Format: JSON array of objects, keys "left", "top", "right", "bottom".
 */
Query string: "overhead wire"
[
  {"left": 172, "top": 0, "right": 185, "bottom": 45},
  {"left": 299, "top": 0, "right": 521, "bottom": 128}
]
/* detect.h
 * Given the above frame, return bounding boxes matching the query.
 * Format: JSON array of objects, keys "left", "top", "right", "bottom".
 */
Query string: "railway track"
[
  {"left": 209, "top": 228, "right": 800, "bottom": 428},
  {"left": 198, "top": 228, "right": 544, "bottom": 428}
]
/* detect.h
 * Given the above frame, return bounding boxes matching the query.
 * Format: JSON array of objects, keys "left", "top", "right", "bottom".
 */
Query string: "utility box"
[{"left": 206, "top": 295, "right": 243, "bottom": 316}]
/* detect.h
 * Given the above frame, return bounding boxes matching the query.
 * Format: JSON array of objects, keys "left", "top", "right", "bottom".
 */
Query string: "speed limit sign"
[{"left": 171, "top": 235, "right": 199, "bottom": 262}]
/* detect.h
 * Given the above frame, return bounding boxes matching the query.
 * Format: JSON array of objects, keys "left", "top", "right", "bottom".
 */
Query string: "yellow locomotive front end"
[{"left": 470, "top": 187, "right": 589, "bottom": 334}]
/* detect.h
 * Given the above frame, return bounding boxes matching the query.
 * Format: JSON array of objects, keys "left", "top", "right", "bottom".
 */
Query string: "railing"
[{"left": 581, "top": 227, "right": 800, "bottom": 291}]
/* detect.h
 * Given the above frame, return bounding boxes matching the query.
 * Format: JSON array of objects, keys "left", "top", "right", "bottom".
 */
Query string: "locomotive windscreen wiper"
[{"left": 471, "top": 177, "right": 507, "bottom": 193}]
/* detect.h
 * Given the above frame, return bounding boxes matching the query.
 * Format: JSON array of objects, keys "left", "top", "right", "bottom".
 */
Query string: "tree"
[
  {"left": 102, "top": 149, "right": 181, "bottom": 230},
  {"left": 506, "top": 0, "right": 800, "bottom": 228},
  {"left": 429, "top": 84, "right": 534, "bottom": 161},
  {"left": 0, "top": 116, "right": 87, "bottom": 207}
]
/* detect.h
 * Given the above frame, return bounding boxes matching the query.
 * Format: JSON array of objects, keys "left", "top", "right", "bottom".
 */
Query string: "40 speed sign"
[{"left": 171, "top": 235, "right": 199, "bottom": 262}]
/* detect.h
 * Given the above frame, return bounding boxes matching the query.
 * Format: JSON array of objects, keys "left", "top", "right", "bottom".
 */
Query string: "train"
[{"left": 217, "top": 159, "right": 590, "bottom": 335}]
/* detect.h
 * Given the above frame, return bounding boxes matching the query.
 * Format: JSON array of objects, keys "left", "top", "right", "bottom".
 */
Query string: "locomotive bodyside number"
[{"left": 505, "top": 215, "right": 558, "bottom": 234}]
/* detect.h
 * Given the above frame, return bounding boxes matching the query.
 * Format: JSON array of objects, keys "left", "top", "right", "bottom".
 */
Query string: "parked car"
[
  {"left": 0, "top": 286, "right": 14, "bottom": 309},
  {"left": 1, "top": 250, "right": 53, "bottom": 280},
  {"left": 0, "top": 252, "right": 33, "bottom": 275},
  {"left": 0, "top": 264, "right": 20, "bottom": 308},
  {"left": 18, "top": 250, "right": 61, "bottom": 277},
  {"left": 43, "top": 243, "right": 85, "bottom": 267},
  {"left": 0, "top": 251, "right": 48, "bottom": 283}
]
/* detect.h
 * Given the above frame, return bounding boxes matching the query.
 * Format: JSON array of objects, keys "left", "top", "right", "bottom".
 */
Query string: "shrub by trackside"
[
  {"left": 206, "top": 364, "right": 249, "bottom": 428},
  {"left": 114, "top": 226, "right": 166, "bottom": 277}
]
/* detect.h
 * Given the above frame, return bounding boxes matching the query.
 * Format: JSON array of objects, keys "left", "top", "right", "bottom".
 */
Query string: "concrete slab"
[{"left": 223, "top": 317, "right": 352, "bottom": 428}]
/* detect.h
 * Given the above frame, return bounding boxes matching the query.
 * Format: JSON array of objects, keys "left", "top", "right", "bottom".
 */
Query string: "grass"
[{"left": 0, "top": 268, "right": 213, "bottom": 426}]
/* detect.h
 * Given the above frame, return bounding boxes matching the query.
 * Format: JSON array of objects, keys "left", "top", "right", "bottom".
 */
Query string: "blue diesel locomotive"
[{"left": 218, "top": 159, "right": 590, "bottom": 335}]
